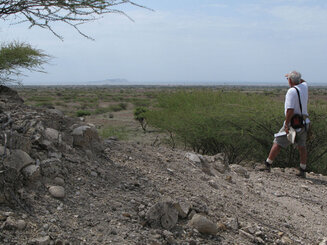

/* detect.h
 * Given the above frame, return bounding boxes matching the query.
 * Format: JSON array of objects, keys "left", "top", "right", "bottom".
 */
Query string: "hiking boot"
[
  {"left": 296, "top": 168, "right": 306, "bottom": 178},
  {"left": 259, "top": 161, "right": 271, "bottom": 172}
]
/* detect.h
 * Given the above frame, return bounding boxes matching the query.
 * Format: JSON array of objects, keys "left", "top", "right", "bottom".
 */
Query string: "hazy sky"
[{"left": 1, "top": 0, "right": 327, "bottom": 85}]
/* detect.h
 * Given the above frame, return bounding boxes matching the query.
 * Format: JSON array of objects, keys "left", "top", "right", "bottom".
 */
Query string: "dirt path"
[{"left": 2, "top": 140, "right": 327, "bottom": 244}]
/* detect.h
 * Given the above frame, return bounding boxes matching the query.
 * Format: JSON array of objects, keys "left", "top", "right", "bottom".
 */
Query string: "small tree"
[
  {"left": 134, "top": 107, "right": 148, "bottom": 132},
  {"left": 0, "top": 42, "right": 48, "bottom": 85}
]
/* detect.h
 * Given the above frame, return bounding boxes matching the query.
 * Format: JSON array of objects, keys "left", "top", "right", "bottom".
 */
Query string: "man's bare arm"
[{"left": 284, "top": 108, "right": 294, "bottom": 134}]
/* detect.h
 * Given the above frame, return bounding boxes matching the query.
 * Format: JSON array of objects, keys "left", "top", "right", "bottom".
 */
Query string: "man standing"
[{"left": 263, "top": 71, "right": 310, "bottom": 178}]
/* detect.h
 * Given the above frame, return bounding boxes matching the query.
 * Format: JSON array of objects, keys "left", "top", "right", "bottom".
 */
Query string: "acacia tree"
[
  {"left": 0, "top": 0, "right": 148, "bottom": 40},
  {"left": 0, "top": 0, "right": 147, "bottom": 84},
  {"left": 0, "top": 42, "right": 48, "bottom": 85}
]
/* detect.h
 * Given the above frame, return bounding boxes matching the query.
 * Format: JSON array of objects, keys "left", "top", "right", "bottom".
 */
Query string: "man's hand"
[{"left": 284, "top": 124, "right": 289, "bottom": 134}]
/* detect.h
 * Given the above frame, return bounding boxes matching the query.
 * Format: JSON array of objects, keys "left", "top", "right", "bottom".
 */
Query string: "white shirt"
[{"left": 284, "top": 82, "right": 309, "bottom": 117}]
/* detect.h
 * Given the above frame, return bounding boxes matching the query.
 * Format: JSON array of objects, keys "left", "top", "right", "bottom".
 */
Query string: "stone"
[
  {"left": 230, "top": 164, "right": 249, "bottom": 178},
  {"left": 281, "top": 235, "right": 293, "bottom": 244},
  {"left": 47, "top": 108, "right": 64, "bottom": 116},
  {"left": 53, "top": 177, "right": 65, "bottom": 186},
  {"left": 188, "top": 214, "right": 218, "bottom": 235},
  {"left": 146, "top": 201, "right": 178, "bottom": 230},
  {"left": 49, "top": 186, "right": 65, "bottom": 199},
  {"left": 0, "top": 145, "right": 10, "bottom": 156},
  {"left": 208, "top": 180, "right": 219, "bottom": 189},
  {"left": 22, "top": 165, "right": 40, "bottom": 181},
  {"left": 48, "top": 152, "right": 62, "bottom": 159},
  {"left": 3, "top": 149, "right": 34, "bottom": 172},
  {"left": 163, "top": 230, "right": 176, "bottom": 245},
  {"left": 213, "top": 153, "right": 225, "bottom": 161},
  {"left": 44, "top": 128, "right": 59, "bottom": 141},
  {"left": 16, "top": 219, "right": 27, "bottom": 230},
  {"left": 319, "top": 238, "right": 327, "bottom": 245},
  {"left": 91, "top": 171, "right": 98, "bottom": 177},
  {"left": 72, "top": 125, "right": 102, "bottom": 151},
  {"left": 174, "top": 202, "right": 191, "bottom": 218},
  {"left": 212, "top": 161, "right": 228, "bottom": 174},
  {"left": 239, "top": 229, "right": 255, "bottom": 241},
  {"left": 28, "top": 236, "right": 51, "bottom": 245},
  {"left": 185, "top": 153, "right": 201, "bottom": 164},
  {"left": 1, "top": 217, "right": 25, "bottom": 230},
  {"left": 2, "top": 216, "right": 17, "bottom": 230},
  {"left": 226, "top": 217, "right": 239, "bottom": 230}
]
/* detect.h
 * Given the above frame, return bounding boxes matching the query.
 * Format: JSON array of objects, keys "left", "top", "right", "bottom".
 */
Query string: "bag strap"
[{"left": 294, "top": 86, "right": 303, "bottom": 115}]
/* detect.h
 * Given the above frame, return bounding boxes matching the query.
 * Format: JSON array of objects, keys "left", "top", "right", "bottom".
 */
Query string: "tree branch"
[{"left": 0, "top": 0, "right": 153, "bottom": 40}]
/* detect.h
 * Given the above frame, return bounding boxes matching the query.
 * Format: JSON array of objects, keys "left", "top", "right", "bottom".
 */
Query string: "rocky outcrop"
[
  {"left": 0, "top": 85, "right": 24, "bottom": 104},
  {"left": 0, "top": 85, "right": 104, "bottom": 207}
]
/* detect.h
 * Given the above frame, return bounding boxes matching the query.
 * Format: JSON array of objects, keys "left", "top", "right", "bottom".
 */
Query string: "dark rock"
[
  {"left": 3, "top": 149, "right": 34, "bottom": 172},
  {"left": 0, "top": 85, "right": 24, "bottom": 104},
  {"left": 72, "top": 125, "right": 103, "bottom": 151}
]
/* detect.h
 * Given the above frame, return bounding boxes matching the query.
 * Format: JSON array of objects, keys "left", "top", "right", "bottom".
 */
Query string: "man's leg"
[
  {"left": 297, "top": 145, "right": 307, "bottom": 178},
  {"left": 268, "top": 143, "right": 281, "bottom": 161},
  {"left": 298, "top": 145, "right": 307, "bottom": 165},
  {"left": 261, "top": 143, "right": 281, "bottom": 172}
]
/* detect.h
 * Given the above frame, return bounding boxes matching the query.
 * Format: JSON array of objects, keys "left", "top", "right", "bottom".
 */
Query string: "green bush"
[
  {"left": 118, "top": 102, "right": 128, "bottom": 110},
  {"left": 134, "top": 107, "right": 148, "bottom": 132},
  {"left": 76, "top": 110, "right": 91, "bottom": 117},
  {"left": 35, "top": 102, "right": 54, "bottom": 108},
  {"left": 29, "top": 96, "right": 53, "bottom": 102},
  {"left": 146, "top": 90, "right": 327, "bottom": 173},
  {"left": 94, "top": 107, "right": 111, "bottom": 115},
  {"left": 109, "top": 103, "right": 127, "bottom": 112}
]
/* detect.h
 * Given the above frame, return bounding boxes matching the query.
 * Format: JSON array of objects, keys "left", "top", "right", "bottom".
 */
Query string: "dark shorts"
[{"left": 274, "top": 126, "right": 307, "bottom": 148}]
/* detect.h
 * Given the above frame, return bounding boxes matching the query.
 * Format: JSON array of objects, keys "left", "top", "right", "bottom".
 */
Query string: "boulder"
[
  {"left": 1, "top": 217, "right": 26, "bottom": 230},
  {"left": 185, "top": 153, "right": 201, "bottom": 164},
  {"left": 3, "top": 149, "right": 34, "bottom": 172},
  {"left": 0, "top": 85, "right": 24, "bottom": 104},
  {"left": 146, "top": 201, "right": 178, "bottom": 230},
  {"left": 47, "top": 108, "right": 64, "bottom": 116},
  {"left": 44, "top": 128, "right": 59, "bottom": 141},
  {"left": 22, "top": 165, "right": 40, "bottom": 181},
  {"left": 188, "top": 214, "right": 218, "bottom": 235},
  {"left": 174, "top": 202, "right": 191, "bottom": 218},
  {"left": 72, "top": 125, "right": 102, "bottom": 151},
  {"left": 53, "top": 177, "right": 65, "bottom": 186},
  {"left": 49, "top": 186, "right": 65, "bottom": 199}
]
